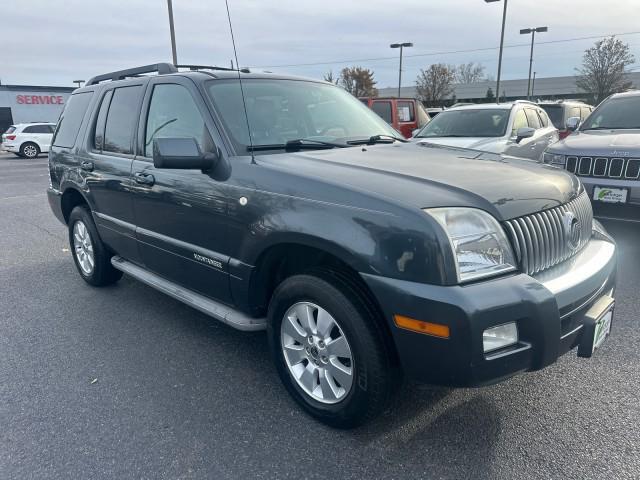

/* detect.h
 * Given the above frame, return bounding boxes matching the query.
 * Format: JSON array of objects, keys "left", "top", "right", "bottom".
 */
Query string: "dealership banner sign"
[{"left": 16, "top": 95, "right": 65, "bottom": 105}]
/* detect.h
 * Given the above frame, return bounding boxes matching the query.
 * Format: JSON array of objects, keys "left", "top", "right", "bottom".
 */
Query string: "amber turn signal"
[{"left": 393, "top": 315, "right": 450, "bottom": 338}]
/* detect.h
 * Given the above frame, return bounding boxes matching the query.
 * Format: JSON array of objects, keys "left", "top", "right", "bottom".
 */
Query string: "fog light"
[{"left": 483, "top": 322, "right": 518, "bottom": 353}]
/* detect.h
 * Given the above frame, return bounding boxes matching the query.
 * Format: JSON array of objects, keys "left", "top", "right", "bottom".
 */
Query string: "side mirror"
[
  {"left": 153, "top": 137, "right": 219, "bottom": 171},
  {"left": 515, "top": 127, "right": 535, "bottom": 143},
  {"left": 565, "top": 116, "right": 581, "bottom": 132}
]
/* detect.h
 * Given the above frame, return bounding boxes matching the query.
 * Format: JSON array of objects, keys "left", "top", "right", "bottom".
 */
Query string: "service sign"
[{"left": 16, "top": 94, "right": 65, "bottom": 105}]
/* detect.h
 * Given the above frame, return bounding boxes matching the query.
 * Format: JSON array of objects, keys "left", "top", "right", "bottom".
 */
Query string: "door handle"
[
  {"left": 80, "top": 161, "right": 94, "bottom": 172},
  {"left": 134, "top": 172, "right": 155, "bottom": 186}
]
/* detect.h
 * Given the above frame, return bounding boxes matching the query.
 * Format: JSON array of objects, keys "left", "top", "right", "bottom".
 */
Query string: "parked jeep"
[
  {"left": 48, "top": 64, "right": 617, "bottom": 427},
  {"left": 543, "top": 90, "right": 640, "bottom": 219}
]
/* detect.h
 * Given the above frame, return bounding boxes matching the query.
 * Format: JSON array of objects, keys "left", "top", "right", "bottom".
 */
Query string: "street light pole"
[
  {"left": 531, "top": 71, "right": 536, "bottom": 98},
  {"left": 167, "top": 0, "right": 178, "bottom": 65},
  {"left": 485, "top": 0, "right": 508, "bottom": 104},
  {"left": 520, "top": 26, "right": 547, "bottom": 100},
  {"left": 390, "top": 42, "right": 413, "bottom": 98}
]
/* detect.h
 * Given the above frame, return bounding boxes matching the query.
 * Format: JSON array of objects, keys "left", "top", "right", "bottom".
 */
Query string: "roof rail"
[
  {"left": 176, "top": 64, "right": 251, "bottom": 74},
  {"left": 86, "top": 63, "right": 178, "bottom": 86}
]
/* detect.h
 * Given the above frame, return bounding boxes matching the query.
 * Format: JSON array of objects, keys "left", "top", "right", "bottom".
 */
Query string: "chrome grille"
[
  {"left": 503, "top": 192, "right": 593, "bottom": 275},
  {"left": 565, "top": 156, "right": 640, "bottom": 179}
]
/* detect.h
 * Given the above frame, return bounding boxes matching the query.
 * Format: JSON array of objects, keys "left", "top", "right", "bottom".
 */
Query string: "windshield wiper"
[
  {"left": 247, "top": 138, "right": 348, "bottom": 152},
  {"left": 346, "top": 134, "right": 408, "bottom": 145},
  {"left": 417, "top": 134, "right": 468, "bottom": 138}
]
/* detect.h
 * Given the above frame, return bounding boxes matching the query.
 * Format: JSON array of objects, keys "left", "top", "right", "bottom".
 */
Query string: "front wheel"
[{"left": 268, "top": 271, "right": 396, "bottom": 428}]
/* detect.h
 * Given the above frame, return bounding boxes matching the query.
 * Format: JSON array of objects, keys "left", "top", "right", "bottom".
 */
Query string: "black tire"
[
  {"left": 19, "top": 142, "right": 40, "bottom": 159},
  {"left": 68, "top": 205, "right": 122, "bottom": 286},
  {"left": 268, "top": 269, "right": 396, "bottom": 428}
]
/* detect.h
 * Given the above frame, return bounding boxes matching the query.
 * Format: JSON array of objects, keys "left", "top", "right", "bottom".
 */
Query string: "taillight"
[{"left": 6, "top": 135, "right": 16, "bottom": 140}]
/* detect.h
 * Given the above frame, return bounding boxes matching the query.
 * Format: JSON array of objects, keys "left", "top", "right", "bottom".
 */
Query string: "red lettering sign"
[{"left": 15, "top": 94, "right": 65, "bottom": 106}]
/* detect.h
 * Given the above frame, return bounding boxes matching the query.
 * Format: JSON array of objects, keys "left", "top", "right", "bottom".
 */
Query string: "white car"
[
  {"left": 1, "top": 122, "right": 56, "bottom": 158},
  {"left": 412, "top": 101, "right": 558, "bottom": 161}
]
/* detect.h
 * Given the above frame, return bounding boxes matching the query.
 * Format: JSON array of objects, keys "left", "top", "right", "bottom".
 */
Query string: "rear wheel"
[
  {"left": 20, "top": 142, "right": 39, "bottom": 159},
  {"left": 68, "top": 206, "right": 122, "bottom": 286},
  {"left": 268, "top": 270, "right": 396, "bottom": 428}
]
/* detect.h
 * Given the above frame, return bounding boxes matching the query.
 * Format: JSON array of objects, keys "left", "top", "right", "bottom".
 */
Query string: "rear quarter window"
[
  {"left": 5, "top": 126, "right": 16, "bottom": 134},
  {"left": 52, "top": 92, "right": 93, "bottom": 148}
]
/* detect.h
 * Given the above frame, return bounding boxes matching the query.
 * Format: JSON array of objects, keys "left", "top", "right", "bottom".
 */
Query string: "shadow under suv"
[{"left": 48, "top": 63, "right": 617, "bottom": 427}]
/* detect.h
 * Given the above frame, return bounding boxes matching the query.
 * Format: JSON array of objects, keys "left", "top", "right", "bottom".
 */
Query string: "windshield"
[
  {"left": 206, "top": 79, "right": 399, "bottom": 153},
  {"left": 539, "top": 105, "right": 564, "bottom": 129},
  {"left": 582, "top": 96, "right": 640, "bottom": 130},
  {"left": 415, "top": 108, "right": 509, "bottom": 138}
]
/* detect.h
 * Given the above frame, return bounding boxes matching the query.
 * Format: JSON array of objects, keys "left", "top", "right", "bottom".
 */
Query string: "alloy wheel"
[{"left": 73, "top": 221, "right": 94, "bottom": 275}]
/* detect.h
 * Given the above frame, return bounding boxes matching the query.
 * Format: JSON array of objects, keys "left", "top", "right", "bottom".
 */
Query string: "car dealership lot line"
[{"left": 0, "top": 152, "right": 639, "bottom": 479}]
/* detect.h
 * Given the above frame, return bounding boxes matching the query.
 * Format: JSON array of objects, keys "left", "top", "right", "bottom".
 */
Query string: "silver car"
[
  {"left": 413, "top": 101, "right": 559, "bottom": 161},
  {"left": 543, "top": 90, "right": 640, "bottom": 215}
]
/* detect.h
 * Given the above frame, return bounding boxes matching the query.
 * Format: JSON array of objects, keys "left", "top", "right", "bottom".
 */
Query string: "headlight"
[
  {"left": 424, "top": 208, "right": 516, "bottom": 283},
  {"left": 542, "top": 152, "right": 566, "bottom": 166}
]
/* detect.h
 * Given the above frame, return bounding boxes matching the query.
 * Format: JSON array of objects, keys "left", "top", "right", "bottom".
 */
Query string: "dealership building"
[{"left": 0, "top": 84, "right": 75, "bottom": 133}]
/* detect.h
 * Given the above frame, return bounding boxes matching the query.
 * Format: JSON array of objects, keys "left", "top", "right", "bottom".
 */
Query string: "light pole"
[
  {"left": 73, "top": 80, "right": 85, "bottom": 89},
  {"left": 390, "top": 42, "right": 413, "bottom": 98},
  {"left": 485, "top": 0, "right": 508, "bottom": 104},
  {"left": 167, "top": 0, "right": 178, "bottom": 65},
  {"left": 520, "top": 26, "right": 547, "bottom": 100},
  {"left": 531, "top": 71, "right": 536, "bottom": 98}
]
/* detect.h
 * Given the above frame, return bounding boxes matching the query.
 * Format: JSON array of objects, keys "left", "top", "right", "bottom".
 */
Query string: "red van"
[{"left": 360, "top": 97, "right": 430, "bottom": 138}]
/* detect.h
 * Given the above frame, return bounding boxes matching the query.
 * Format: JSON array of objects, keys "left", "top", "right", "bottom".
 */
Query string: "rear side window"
[
  {"left": 397, "top": 101, "right": 415, "bottom": 122},
  {"left": 372, "top": 101, "right": 393, "bottom": 124},
  {"left": 537, "top": 109, "right": 549, "bottom": 128},
  {"left": 540, "top": 105, "right": 563, "bottom": 128},
  {"left": 24, "top": 124, "right": 51, "bottom": 134},
  {"left": 103, "top": 86, "right": 143, "bottom": 154},
  {"left": 511, "top": 109, "right": 528, "bottom": 136},
  {"left": 52, "top": 92, "right": 93, "bottom": 148},
  {"left": 5, "top": 126, "right": 16, "bottom": 134},
  {"left": 93, "top": 90, "right": 114, "bottom": 151}
]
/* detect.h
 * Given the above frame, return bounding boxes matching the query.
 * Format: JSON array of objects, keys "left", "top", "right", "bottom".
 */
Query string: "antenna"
[{"left": 225, "top": 0, "right": 254, "bottom": 161}]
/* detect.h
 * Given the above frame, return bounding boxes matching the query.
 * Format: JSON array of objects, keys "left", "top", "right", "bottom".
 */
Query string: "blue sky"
[{"left": 1, "top": 0, "right": 639, "bottom": 88}]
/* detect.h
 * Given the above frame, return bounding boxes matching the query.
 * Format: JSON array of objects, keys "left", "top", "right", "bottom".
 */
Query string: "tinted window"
[
  {"left": 5, "top": 126, "right": 16, "bottom": 134},
  {"left": 582, "top": 96, "right": 640, "bottom": 130},
  {"left": 103, "top": 86, "right": 142, "bottom": 154},
  {"left": 372, "top": 101, "right": 393, "bottom": 124},
  {"left": 524, "top": 108, "right": 541, "bottom": 129},
  {"left": 93, "top": 90, "right": 113, "bottom": 151},
  {"left": 540, "top": 105, "right": 563, "bottom": 128},
  {"left": 397, "top": 101, "right": 415, "bottom": 122},
  {"left": 145, "top": 84, "right": 206, "bottom": 157},
  {"left": 417, "top": 109, "right": 510, "bottom": 138},
  {"left": 24, "top": 124, "right": 51, "bottom": 134},
  {"left": 52, "top": 92, "right": 93, "bottom": 148},
  {"left": 511, "top": 109, "right": 528, "bottom": 136}
]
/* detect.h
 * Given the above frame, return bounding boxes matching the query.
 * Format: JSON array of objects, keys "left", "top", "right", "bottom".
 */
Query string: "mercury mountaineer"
[{"left": 47, "top": 63, "right": 617, "bottom": 427}]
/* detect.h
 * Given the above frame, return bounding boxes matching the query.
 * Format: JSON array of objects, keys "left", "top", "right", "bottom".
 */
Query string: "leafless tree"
[
  {"left": 456, "top": 62, "right": 486, "bottom": 84},
  {"left": 323, "top": 70, "right": 339, "bottom": 85},
  {"left": 416, "top": 64, "right": 456, "bottom": 106},
  {"left": 339, "top": 66, "right": 378, "bottom": 97},
  {"left": 576, "top": 36, "right": 635, "bottom": 103}
]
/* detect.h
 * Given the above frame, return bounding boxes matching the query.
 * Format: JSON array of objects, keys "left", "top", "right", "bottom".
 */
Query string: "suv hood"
[
  {"left": 415, "top": 137, "right": 505, "bottom": 153},
  {"left": 259, "top": 142, "right": 580, "bottom": 220},
  {"left": 550, "top": 129, "right": 640, "bottom": 156}
]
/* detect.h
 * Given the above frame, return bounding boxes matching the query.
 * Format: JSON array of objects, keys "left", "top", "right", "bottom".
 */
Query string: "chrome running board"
[{"left": 111, "top": 256, "right": 266, "bottom": 332}]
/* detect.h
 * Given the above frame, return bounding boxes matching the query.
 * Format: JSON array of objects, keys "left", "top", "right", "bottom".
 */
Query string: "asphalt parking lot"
[{"left": 1, "top": 151, "right": 639, "bottom": 480}]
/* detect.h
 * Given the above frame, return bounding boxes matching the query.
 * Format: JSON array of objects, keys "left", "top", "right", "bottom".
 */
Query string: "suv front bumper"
[{"left": 361, "top": 237, "right": 616, "bottom": 387}]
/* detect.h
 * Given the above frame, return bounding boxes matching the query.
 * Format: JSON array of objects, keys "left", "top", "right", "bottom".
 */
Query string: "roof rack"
[
  {"left": 176, "top": 64, "right": 251, "bottom": 74},
  {"left": 86, "top": 63, "right": 178, "bottom": 86}
]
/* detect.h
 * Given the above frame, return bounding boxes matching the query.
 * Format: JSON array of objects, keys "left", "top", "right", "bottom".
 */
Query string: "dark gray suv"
[{"left": 543, "top": 90, "right": 640, "bottom": 218}]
